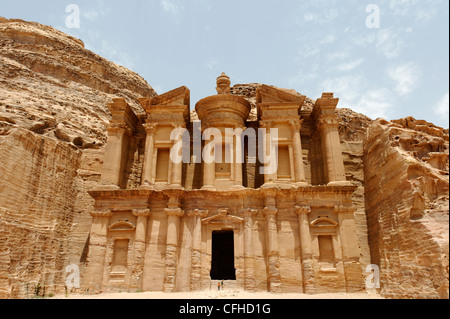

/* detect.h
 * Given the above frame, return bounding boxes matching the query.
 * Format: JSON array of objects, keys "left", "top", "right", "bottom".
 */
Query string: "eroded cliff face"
[
  {"left": 364, "top": 118, "right": 449, "bottom": 299},
  {"left": 0, "top": 18, "right": 156, "bottom": 145},
  {"left": 0, "top": 18, "right": 156, "bottom": 298},
  {"left": 0, "top": 129, "right": 80, "bottom": 298},
  {"left": 0, "top": 18, "right": 448, "bottom": 299}
]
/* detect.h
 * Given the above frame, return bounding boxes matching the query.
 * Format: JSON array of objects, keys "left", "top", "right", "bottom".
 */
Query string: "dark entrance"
[{"left": 210, "top": 230, "right": 236, "bottom": 280}]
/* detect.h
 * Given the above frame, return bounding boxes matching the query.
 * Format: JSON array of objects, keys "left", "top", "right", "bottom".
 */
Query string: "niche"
[
  {"left": 318, "top": 235, "right": 335, "bottom": 266},
  {"left": 111, "top": 239, "right": 129, "bottom": 274}
]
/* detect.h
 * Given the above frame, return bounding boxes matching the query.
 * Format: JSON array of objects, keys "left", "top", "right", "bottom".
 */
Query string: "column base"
[
  {"left": 260, "top": 182, "right": 277, "bottom": 189},
  {"left": 169, "top": 184, "right": 184, "bottom": 190},
  {"left": 293, "top": 181, "right": 309, "bottom": 187},
  {"left": 201, "top": 185, "right": 216, "bottom": 191},
  {"left": 327, "top": 181, "right": 353, "bottom": 187},
  {"left": 139, "top": 184, "right": 155, "bottom": 191},
  {"left": 93, "top": 185, "right": 120, "bottom": 191},
  {"left": 230, "top": 185, "right": 246, "bottom": 191}
]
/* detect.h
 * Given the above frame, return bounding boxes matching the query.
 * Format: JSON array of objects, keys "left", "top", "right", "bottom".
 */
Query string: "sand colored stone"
[
  {"left": 0, "top": 18, "right": 448, "bottom": 299},
  {"left": 83, "top": 73, "right": 365, "bottom": 294}
]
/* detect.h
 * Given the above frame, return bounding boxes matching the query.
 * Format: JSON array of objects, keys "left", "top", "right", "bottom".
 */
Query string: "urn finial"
[{"left": 216, "top": 72, "right": 231, "bottom": 95}]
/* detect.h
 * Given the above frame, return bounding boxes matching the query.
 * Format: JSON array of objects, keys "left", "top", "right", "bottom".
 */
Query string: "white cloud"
[
  {"left": 389, "top": 0, "right": 420, "bottom": 15},
  {"left": 303, "top": 13, "right": 317, "bottom": 22},
  {"left": 357, "top": 88, "right": 393, "bottom": 119},
  {"left": 82, "top": 0, "right": 110, "bottom": 21},
  {"left": 83, "top": 9, "right": 99, "bottom": 21},
  {"left": 336, "top": 58, "right": 365, "bottom": 72},
  {"left": 203, "top": 58, "right": 219, "bottom": 70},
  {"left": 326, "top": 51, "right": 350, "bottom": 62},
  {"left": 376, "top": 28, "right": 403, "bottom": 59},
  {"left": 389, "top": 0, "right": 440, "bottom": 22},
  {"left": 320, "top": 34, "right": 335, "bottom": 45},
  {"left": 434, "top": 92, "right": 449, "bottom": 125},
  {"left": 161, "top": 0, "right": 183, "bottom": 16},
  {"left": 387, "top": 62, "right": 421, "bottom": 97},
  {"left": 319, "top": 76, "right": 392, "bottom": 119}
]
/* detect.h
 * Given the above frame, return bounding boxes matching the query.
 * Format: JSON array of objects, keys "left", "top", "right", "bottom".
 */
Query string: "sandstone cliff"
[
  {"left": 364, "top": 117, "right": 449, "bottom": 298},
  {"left": 0, "top": 18, "right": 448, "bottom": 299},
  {"left": 0, "top": 17, "right": 156, "bottom": 298}
]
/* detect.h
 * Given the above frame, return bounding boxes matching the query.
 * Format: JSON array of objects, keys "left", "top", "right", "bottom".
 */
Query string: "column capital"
[
  {"left": 143, "top": 123, "right": 158, "bottom": 134},
  {"left": 295, "top": 205, "right": 312, "bottom": 215},
  {"left": 241, "top": 208, "right": 259, "bottom": 219},
  {"left": 289, "top": 119, "right": 304, "bottom": 132},
  {"left": 187, "top": 209, "right": 209, "bottom": 218},
  {"left": 90, "top": 209, "right": 113, "bottom": 218},
  {"left": 316, "top": 114, "right": 340, "bottom": 130},
  {"left": 259, "top": 120, "right": 273, "bottom": 129},
  {"left": 107, "top": 122, "right": 133, "bottom": 136},
  {"left": 233, "top": 125, "right": 246, "bottom": 132},
  {"left": 170, "top": 122, "right": 187, "bottom": 129},
  {"left": 262, "top": 207, "right": 278, "bottom": 216},
  {"left": 164, "top": 208, "right": 185, "bottom": 217},
  {"left": 132, "top": 209, "right": 152, "bottom": 217}
]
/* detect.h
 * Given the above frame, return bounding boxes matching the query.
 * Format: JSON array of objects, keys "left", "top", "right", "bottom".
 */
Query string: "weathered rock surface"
[
  {"left": 0, "top": 18, "right": 156, "bottom": 146},
  {"left": 0, "top": 18, "right": 448, "bottom": 299},
  {"left": 364, "top": 117, "right": 449, "bottom": 298},
  {"left": 0, "top": 128, "right": 80, "bottom": 298},
  {"left": 0, "top": 17, "right": 156, "bottom": 298}
]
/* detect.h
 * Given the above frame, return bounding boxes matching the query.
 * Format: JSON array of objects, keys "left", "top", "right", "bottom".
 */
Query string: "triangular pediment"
[
  {"left": 311, "top": 217, "right": 338, "bottom": 228},
  {"left": 256, "top": 84, "right": 305, "bottom": 104},
  {"left": 108, "top": 220, "right": 136, "bottom": 232},
  {"left": 140, "top": 86, "right": 190, "bottom": 108},
  {"left": 202, "top": 209, "right": 244, "bottom": 225}
]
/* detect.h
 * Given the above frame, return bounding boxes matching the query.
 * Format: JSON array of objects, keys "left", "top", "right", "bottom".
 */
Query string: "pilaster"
[
  {"left": 163, "top": 191, "right": 185, "bottom": 292},
  {"left": 85, "top": 210, "right": 113, "bottom": 293},
  {"left": 295, "top": 205, "right": 316, "bottom": 294}
]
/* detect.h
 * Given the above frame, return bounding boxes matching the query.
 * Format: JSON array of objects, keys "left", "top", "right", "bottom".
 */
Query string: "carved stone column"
[
  {"left": 100, "top": 124, "right": 130, "bottom": 189},
  {"left": 335, "top": 205, "right": 364, "bottom": 292},
  {"left": 314, "top": 93, "right": 349, "bottom": 186},
  {"left": 163, "top": 192, "right": 184, "bottom": 292},
  {"left": 295, "top": 206, "right": 315, "bottom": 294},
  {"left": 317, "top": 115, "right": 347, "bottom": 185},
  {"left": 86, "top": 210, "right": 113, "bottom": 293},
  {"left": 262, "top": 189, "right": 281, "bottom": 293},
  {"left": 242, "top": 208, "right": 258, "bottom": 291},
  {"left": 290, "top": 119, "right": 308, "bottom": 185},
  {"left": 141, "top": 124, "right": 157, "bottom": 188},
  {"left": 188, "top": 209, "right": 208, "bottom": 291},
  {"left": 261, "top": 121, "right": 277, "bottom": 185},
  {"left": 232, "top": 127, "right": 245, "bottom": 189},
  {"left": 202, "top": 136, "right": 216, "bottom": 190},
  {"left": 170, "top": 125, "right": 184, "bottom": 189},
  {"left": 130, "top": 209, "right": 151, "bottom": 290}
]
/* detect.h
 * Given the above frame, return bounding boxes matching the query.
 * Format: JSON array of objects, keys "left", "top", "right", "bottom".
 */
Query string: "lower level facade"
[{"left": 84, "top": 186, "right": 365, "bottom": 294}]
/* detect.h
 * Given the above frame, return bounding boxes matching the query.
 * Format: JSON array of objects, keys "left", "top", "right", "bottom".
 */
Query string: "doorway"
[{"left": 210, "top": 230, "right": 236, "bottom": 280}]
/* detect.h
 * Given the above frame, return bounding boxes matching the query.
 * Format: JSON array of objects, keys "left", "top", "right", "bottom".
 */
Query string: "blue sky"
[{"left": 2, "top": 0, "right": 449, "bottom": 127}]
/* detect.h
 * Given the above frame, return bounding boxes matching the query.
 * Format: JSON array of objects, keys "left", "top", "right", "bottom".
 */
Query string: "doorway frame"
[{"left": 201, "top": 218, "right": 245, "bottom": 288}]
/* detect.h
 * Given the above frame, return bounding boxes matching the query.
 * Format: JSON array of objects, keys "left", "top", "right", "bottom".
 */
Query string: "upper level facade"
[{"left": 96, "top": 73, "right": 351, "bottom": 192}]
